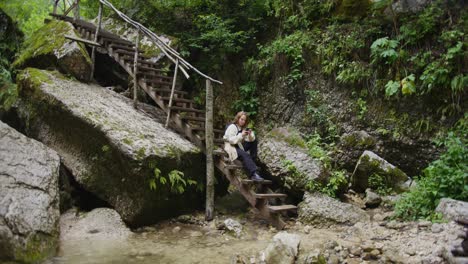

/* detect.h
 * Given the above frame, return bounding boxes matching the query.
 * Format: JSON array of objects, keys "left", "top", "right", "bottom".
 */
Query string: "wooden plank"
[
  {"left": 65, "top": 35, "right": 101, "bottom": 47},
  {"left": 268, "top": 205, "right": 297, "bottom": 212},
  {"left": 151, "top": 88, "right": 188, "bottom": 95},
  {"left": 254, "top": 193, "right": 287, "bottom": 199},
  {"left": 242, "top": 179, "right": 272, "bottom": 185},
  {"left": 161, "top": 97, "right": 194, "bottom": 103},
  {"left": 114, "top": 49, "right": 151, "bottom": 59},
  {"left": 181, "top": 116, "right": 205, "bottom": 122},
  {"left": 169, "top": 106, "right": 205, "bottom": 114}
]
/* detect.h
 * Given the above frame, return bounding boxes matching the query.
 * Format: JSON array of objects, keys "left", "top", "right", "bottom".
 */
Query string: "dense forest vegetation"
[{"left": 1, "top": 0, "right": 466, "bottom": 221}]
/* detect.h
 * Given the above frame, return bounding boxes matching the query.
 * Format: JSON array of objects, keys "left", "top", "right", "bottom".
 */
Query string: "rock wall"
[{"left": 0, "top": 121, "right": 60, "bottom": 263}]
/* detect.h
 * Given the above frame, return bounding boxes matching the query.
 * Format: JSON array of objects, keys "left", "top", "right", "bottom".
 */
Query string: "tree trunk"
[{"left": 205, "top": 79, "right": 214, "bottom": 221}]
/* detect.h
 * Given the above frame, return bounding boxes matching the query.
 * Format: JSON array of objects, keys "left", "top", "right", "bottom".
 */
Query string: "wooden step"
[
  {"left": 190, "top": 126, "right": 224, "bottom": 133},
  {"left": 121, "top": 55, "right": 160, "bottom": 67},
  {"left": 150, "top": 88, "right": 188, "bottom": 95},
  {"left": 114, "top": 49, "right": 151, "bottom": 59},
  {"left": 138, "top": 72, "right": 173, "bottom": 81},
  {"left": 180, "top": 116, "right": 206, "bottom": 122},
  {"left": 242, "top": 179, "right": 272, "bottom": 185},
  {"left": 161, "top": 97, "right": 194, "bottom": 104},
  {"left": 254, "top": 193, "right": 287, "bottom": 199},
  {"left": 268, "top": 205, "right": 297, "bottom": 212},
  {"left": 224, "top": 163, "right": 243, "bottom": 170},
  {"left": 170, "top": 106, "right": 205, "bottom": 114}
]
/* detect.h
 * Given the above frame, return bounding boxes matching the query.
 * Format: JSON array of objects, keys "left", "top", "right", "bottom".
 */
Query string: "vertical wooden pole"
[
  {"left": 89, "top": 2, "right": 103, "bottom": 81},
  {"left": 165, "top": 59, "right": 179, "bottom": 127},
  {"left": 133, "top": 30, "right": 140, "bottom": 109},
  {"left": 73, "top": 0, "right": 80, "bottom": 20},
  {"left": 205, "top": 79, "right": 214, "bottom": 221},
  {"left": 53, "top": 0, "right": 59, "bottom": 14}
]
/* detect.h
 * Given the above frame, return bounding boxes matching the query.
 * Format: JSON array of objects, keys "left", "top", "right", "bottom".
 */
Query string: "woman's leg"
[
  {"left": 242, "top": 140, "right": 258, "bottom": 160},
  {"left": 235, "top": 147, "right": 257, "bottom": 177}
]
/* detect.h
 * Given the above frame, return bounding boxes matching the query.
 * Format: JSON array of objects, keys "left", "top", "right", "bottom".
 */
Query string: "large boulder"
[
  {"left": 350, "top": 151, "right": 409, "bottom": 193},
  {"left": 258, "top": 127, "right": 328, "bottom": 193},
  {"left": 12, "top": 20, "right": 91, "bottom": 81},
  {"left": 0, "top": 121, "right": 60, "bottom": 263},
  {"left": 60, "top": 208, "right": 132, "bottom": 241},
  {"left": 263, "top": 232, "right": 301, "bottom": 264},
  {"left": 436, "top": 198, "right": 468, "bottom": 222},
  {"left": 298, "top": 192, "right": 370, "bottom": 226},
  {"left": 14, "top": 68, "right": 204, "bottom": 226}
]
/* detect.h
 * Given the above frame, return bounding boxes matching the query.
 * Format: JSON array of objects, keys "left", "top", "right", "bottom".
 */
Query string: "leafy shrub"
[
  {"left": 394, "top": 116, "right": 468, "bottom": 220},
  {"left": 306, "top": 170, "right": 348, "bottom": 198},
  {"left": 233, "top": 82, "right": 258, "bottom": 117}
]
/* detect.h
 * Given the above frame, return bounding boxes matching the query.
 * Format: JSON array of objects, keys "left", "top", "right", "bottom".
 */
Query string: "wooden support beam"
[
  {"left": 205, "top": 79, "right": 214, "bottom": 221},
  {"left": 133, "top": 30, "right": 140, "bottom": 109},
  {"left": 64, "top": 35, "right": 101, "bottom": 47},
  {"left": 165, "top": 59, "right": 179, "bottom": 127},
  {"left": 89, "top": 2, "right": 103, "bottom": 81}
]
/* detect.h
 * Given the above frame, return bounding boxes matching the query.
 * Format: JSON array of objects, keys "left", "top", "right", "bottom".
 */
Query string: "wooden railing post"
[
  {"left": 53, "top": 0, "right": 60, "bottom": 14},
  {"left": 133, "top": 30, "right": 140, "bottom": 109},
  {"left": 89, "top": 2, "right": 103, "bottom": 81},
  {"left": 205, "top": 79, "right": 214, "bottom": 221},
  {"left": 73, "top": 0, "right": 80, "bottom": 20},
  {"left": 165, "top": 58, "right": 179, "bottom": 127}
]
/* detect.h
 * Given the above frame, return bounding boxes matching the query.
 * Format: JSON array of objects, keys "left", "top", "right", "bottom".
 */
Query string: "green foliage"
[
  {"left": 384, "top": 80, "right": 400, "bottom": 97},
  {"left": 356, "top": 98, "right": 367, "bottom": 119},
  {"left": 368, "top": 173, "right": 393, "bottom": 195},
  {"left": 306, "top": 133, "right": 332, "bottom": 168},
  {"left": 249, "top": 31, "right": 311, "bottom": 85},
  {"left": 147, "top": 164, "right": 197, "bottom": 194},
  {"left": 306, "top": 170, "right": 348, "bottom": 198},
  {"left": 233, "top": 82, "right": 258, "bottom": 117},
  {"left": 0, "top": 0, "right": 51, "bottom": 39},
  {"left": 394, "top": 116, "right": 468, "bottom": 221},
  {"left": 370, "top": 37, "right": 399, "bottom": 65}
]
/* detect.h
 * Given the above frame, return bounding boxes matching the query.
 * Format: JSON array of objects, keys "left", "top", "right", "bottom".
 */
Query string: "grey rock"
[
  {"left": 172, "top": 226, "right": 181, "bottom": 234},
  {"left": 351, "top": 151, "right": 409, "bottom": 193},
  {"left": 264, "top": 232, "right": 301, "bottom": 264},
  {"left": 224, "top": 218, "right": 243, "bottom": 238},
  {"left": 60, "top": 208, "right": 131, "bottom": 241},
  {"left": 431, "top": 224, "right": 444, "bottom": 234},
  {"left": 15, "top": 68, "right": 204, "bottom": 226},
  {"left": 435, "top": 198, "right": 468, "bottom": 222},
  {"left": 349, "top": 246, "right": 362, "bottom": 256},
  {"left": 327, "top": 254, "right": 340, "bottom": 264},
  {"left": 298, "top": 192, "right": 370, "bottom": 226},
  {"left": 365, "top": 189, "right": 382, "bottom": 208},
  {"left": 392, "top": 0, "right": 433, "bottom": 13},
  {"left": 258, "top": 128, "right": 328, "bottom": 193},
  {"left": 0, "top": 121, "right": 60, "bottom": 262},
  {"left": 301, "top": 249, "right": 326, "bottom": 264},
  {"left": 13, "top": 20, "right": 91, "bottom": 81}
]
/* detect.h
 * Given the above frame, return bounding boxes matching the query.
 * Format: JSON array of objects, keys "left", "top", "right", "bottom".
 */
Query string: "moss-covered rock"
[
  {"left": 12, "top": 20, "right": 91, "bottom": 81},
  {"left": 258, "top": 127, "right": 328, "bottom": 196},
  {"left": 14, "top": 68, "right": 204, "bottom": 226},
  {"left": 0, "top": 121, "right": 60, "bottom": 263},
  {"left": 351, "top": 151, "right": 409, "bottom": 193}
]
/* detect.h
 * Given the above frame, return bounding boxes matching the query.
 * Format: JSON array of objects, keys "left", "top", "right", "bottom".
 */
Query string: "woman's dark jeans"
[{"left": 235, "top": 140, "right": 258, "bottom": 177}]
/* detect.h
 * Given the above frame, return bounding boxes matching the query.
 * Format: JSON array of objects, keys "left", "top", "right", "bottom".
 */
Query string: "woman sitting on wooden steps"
[{"left": 223, "top": 111, "right": 264, "bottom": 182}]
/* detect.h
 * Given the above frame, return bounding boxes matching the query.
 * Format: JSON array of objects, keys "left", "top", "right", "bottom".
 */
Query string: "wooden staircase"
[{"left": 51, "top": 13, "right": 297, "bottom": 229}]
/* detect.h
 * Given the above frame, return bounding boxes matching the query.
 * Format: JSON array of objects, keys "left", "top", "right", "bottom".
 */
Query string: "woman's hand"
[{"left": 242, "top": 130, "right": 250, "bottom": 137}]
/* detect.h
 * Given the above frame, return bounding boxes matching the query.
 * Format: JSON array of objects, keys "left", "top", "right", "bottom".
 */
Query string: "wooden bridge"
[{"left": 51, "top": 0, "right": 296, "bottom": 229}]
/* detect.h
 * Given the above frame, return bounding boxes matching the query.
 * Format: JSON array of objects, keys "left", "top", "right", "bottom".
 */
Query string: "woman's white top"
[{"left": 223, "top": 124, "right": 255, "bottom": 161}]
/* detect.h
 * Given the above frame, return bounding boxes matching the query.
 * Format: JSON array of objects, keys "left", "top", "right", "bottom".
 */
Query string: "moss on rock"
[
  {"left": 351, "top": 151, "right": 409, "bottom": 193},
  {"left": 13, "top": 20, "right": 91, "bottom": 81}
]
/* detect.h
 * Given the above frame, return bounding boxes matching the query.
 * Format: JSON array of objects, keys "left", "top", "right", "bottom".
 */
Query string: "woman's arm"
[{"left": 223, "top": 124, "right": 243, "bottom": 145}]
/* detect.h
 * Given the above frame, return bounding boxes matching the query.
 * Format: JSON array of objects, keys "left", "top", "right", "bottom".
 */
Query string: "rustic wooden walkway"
[{"left": 51, "top": 10, "right": 296, "bottom": 229}]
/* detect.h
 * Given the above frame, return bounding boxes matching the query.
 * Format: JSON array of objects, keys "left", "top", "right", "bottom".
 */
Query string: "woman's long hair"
[{"left": 233, "top": 111, "right": 249, "bottom": 128}]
